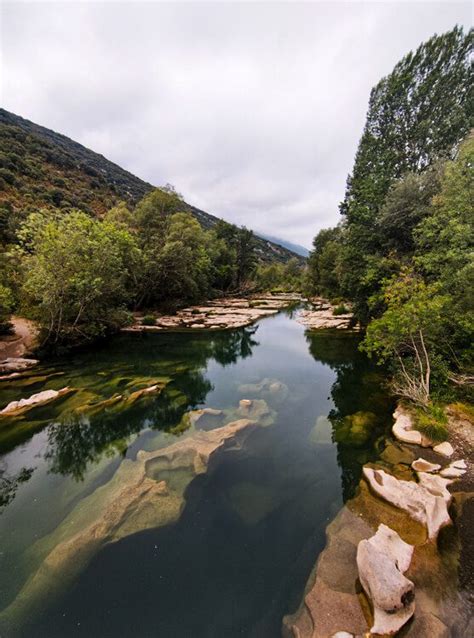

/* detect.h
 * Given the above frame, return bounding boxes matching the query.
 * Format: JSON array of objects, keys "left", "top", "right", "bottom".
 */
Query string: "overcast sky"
[{"left": 1, "top": 1, "right": 471, "bottom": 247}]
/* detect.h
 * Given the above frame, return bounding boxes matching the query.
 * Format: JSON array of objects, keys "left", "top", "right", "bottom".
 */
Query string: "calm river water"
[{"left": 0, "top": 309, "right": 393, "bottom": 637}]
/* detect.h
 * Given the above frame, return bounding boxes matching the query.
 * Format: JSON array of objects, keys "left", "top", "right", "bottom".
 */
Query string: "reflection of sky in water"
[{"left": 0, "top": 310, "right": 392, "bottom": 638}]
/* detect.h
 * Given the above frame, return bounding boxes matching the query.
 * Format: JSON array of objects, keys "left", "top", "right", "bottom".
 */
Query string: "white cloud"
[{"left": 1, "top": 1, "right": 471, "bottom": 247}]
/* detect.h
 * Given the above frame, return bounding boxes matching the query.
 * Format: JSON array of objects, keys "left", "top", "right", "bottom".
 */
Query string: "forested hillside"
[
  {"left": 0, "top": 109, "right": 301, "bottom": 265},
  {"left": 308, "top": 26, "right": 473, "bottom": 427}
]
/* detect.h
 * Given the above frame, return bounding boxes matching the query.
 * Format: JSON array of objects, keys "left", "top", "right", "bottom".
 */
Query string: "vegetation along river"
[{"left": 0, "top": 307, "right": 394, "bottom": 637}]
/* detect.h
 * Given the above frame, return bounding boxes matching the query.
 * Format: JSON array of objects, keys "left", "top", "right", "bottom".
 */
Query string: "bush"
[
  {"left": 0, "top": 168, "right": 15, "bottom": 185},
  {"left": 414, "top": 404, "right": 448, "bottom": 442},
  {"left": 141, "top": 314, "right": 156, "bottom": 326},
  {"left": 333, "top": 304, "right": 349, "bottom": 316}
]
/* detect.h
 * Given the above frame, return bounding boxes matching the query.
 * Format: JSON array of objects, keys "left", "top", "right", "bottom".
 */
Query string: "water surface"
[{"left": 0, "top": 310, "right": 392, "bottom": 637}]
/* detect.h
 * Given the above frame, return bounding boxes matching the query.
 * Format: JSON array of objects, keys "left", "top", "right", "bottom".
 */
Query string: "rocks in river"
[
  {"left": 357, "top": 524, "right": 415, "bottom": 635},
  {"left": 238, "top": 377, "right": 289, "bottom": 403},
  {"left": 308, "top": 415, "right": 333, "bottom": 446},
  {"left": 411, "top": 458, "right": 441, "bottom": 473},
  {"left": 334, "top": 411, "right": 378, "bottom": 446},
  {"left": 0, "top": 387, "right": 72, "bottom": 415},
  {"left": 392, "top": 406, "right": 432, "bottom": 447},
  {"left": 0, "top": 357, "right": 39, "bottom": 374},
  {"left": 440, "top": 459, "right": 467, "bottom": 478},
  {"left": 363, "top": 467, "right": 452, "bottom": 539},
  {"left": 296, "top": 308, "right": 355, "bottom": 330},
  {"left": 124, "top": 294, "right": 303, "bottom": 333},
  {"left": 0, "top": 415, "right": 265, "bottom": 631},
  {"left": 433, "top": 441, "right": 454, "bottom": 457}
]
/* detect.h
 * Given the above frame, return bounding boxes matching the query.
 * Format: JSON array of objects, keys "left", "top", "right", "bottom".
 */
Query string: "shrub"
[
  {"left": 414, "top": 404, "right": 448, "bottom": 442},
  {"left": 0, "top": 168, "right": 15, "bottom": 185},
  {"left": 141, "top": 314, "right": 156, "bottom": 326},
  {"left": 333, "top": 304, "right": 349, "bottom": 316}
]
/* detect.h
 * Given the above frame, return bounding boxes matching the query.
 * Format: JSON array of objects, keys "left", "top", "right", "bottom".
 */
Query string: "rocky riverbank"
[
  {"left": 284, "top": 403, "right": 473, "bottom": 637},
  {"left": 297, "top": 298, "right": 359, "bottom": 331},
  {"left": 123, "top": 293, "right": 303, "bottom": 332}
]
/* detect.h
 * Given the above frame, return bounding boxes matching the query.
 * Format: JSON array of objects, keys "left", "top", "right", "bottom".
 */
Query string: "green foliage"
[
  {"left": 333, "top": 304, "right": 349, "bottom": 316},
  {"left": 0, "top": 283, "right": 14, "bottom": 333},
  {"left": 20, "top": 211, "right": 137, "bottom": 347},
  {"left": 413, "top": 404, "right": 449, "bottom": 442},
  {"left": 255, "top": 257, "right": 304, "bottom": 292},
  {"left": 141, "top": 315, "right": 156, "bottom": 326}
]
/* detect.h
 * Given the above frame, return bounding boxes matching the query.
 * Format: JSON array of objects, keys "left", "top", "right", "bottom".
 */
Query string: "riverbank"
[
  {"left": 284, "top": 402, "right": 473, "bottom": 637},
  {"left": 0, "top": 317, "right": 38, "bottom": 360}
]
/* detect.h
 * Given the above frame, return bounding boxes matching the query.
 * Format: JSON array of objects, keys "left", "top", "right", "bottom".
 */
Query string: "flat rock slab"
[{"left": 0, "top": 357, "right": 39, "bottom": 374}]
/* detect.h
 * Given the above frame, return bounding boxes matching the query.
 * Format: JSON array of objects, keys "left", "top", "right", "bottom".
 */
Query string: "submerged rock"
[
  {"left": 308, "top": 415, "right": 333, "bottom": 446},
  {"left": 0, "top": 416, "right": 264, "bottom": 632},
  {"left": 0, "top": 357, "right": 39, "bottom": 374},
  {"left": 363, "top": 467, "right": 452, "bottom": 539},
  {"left": 334, "top": 411, "right": 378, "bottom": 446},
  {"left": 357, "top": 524, "right": 415, "bottom": 635},
  {"left": 238, "top": 377, "right": 289, "bottom": 403},
  {"left": 0, "top": 387, "right": 72, "bottom": 415}
]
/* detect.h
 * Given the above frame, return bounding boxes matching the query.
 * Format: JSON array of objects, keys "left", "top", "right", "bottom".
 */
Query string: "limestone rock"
[
  {"left": 357, "top": 524, "right": 415, "bottom": 635},
  {"left": 392, "top": 406, "right": 431, "bottom": 447},
  {"left": 440, "top": 459, "right": 467, "bottom": 479},
  {"left": 363, "top": 467, "right": 452, "bottom": 539},
  {"left": 0, "top": 417, "right": 260, "bottom": 630},
  {"left": 0, "top": 387, "right": 72, "bottom": 415},
  {"left": 0, "top": 357, "right": 39, "bottom": 374},
  {"left": 411, "top": 458, "right": 441, "bottom": 473},
  {"left": 416, "top": 472, "right": 453, "bottom": 503},
  {"left": 433, "top": 441, "right": 454, "bottom": 457}
]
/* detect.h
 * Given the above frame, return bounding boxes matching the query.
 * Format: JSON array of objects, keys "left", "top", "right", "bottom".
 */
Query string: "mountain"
[
  {"left": 258, "top": 233, "right": 310, "bottom": 257},
  {"left": 0, "top": 109, "right": 303, "bottom": 264}
]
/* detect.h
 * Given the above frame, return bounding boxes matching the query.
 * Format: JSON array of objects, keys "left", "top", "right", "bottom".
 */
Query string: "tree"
[
  {"left": 338, "top": 26, "right": 473, "bottom": 314},
  {"left": 0, "top": 283, "right": 14, "bottom": 333},
  {"left": 307, "top": 226, "right": 343, "bottom": 297},
  {"left": 20, "top": 211, "right": 137, "bottom": 347},
  {"left": 362, "top": 271, "right": 449, "bottom": 406}
]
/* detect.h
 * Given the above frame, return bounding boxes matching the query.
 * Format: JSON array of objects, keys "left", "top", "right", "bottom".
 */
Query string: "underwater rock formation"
[
  {"left": 357, "top": 524, "right": 415, "bottom": 635},
  {"left": 0, "top": 411, "right": 270, "bottom": 634},
  {"left": 0, "top": 387, "right": 72, "bottom": 416}
]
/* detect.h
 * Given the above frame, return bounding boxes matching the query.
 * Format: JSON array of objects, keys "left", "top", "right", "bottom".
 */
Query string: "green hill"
[{"left": 0, "top": 108, "right": 302, "bottom": 264}]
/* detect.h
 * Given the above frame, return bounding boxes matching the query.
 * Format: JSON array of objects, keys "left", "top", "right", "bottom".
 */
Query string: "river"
[{"left": 0, "top": 307, "right": 393, "bottom": 637}]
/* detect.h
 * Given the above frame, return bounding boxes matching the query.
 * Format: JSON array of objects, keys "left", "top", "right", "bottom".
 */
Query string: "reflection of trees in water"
[
  {"left": 306, "top": 331, "right": 393, "bottom": 502},
  {"left": 0, "top": 467, "right": 34, "bottom": 510},
  {"left": 44, "top": 327, "right": 258, "bottom": 481}
]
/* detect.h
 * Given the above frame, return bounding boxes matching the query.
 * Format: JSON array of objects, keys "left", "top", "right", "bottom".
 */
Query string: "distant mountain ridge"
[
  {"left": 258, "top": 233, "right": 310, "bottom": 257},
  {"left": 0, "top": 108, "right": 303, "bottom": 264}
]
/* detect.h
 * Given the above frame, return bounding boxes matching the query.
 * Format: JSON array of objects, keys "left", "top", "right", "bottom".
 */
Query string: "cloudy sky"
[{"left": 1, "top": 1, "right": 471, "bottom": 247}]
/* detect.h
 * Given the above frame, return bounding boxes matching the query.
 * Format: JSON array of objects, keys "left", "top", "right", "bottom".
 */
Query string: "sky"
[{"left": 0, "top": 1, "right": 471, "bottom": 248}]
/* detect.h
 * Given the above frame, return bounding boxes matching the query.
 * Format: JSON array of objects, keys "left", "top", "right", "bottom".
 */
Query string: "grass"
[
  {"left": 333, "top": 304, "right": 350, "bottom": 316},
  {"left": 141, "top": 314, "right": 156, "bottom": 326},
  {"left": 413, "top": 403, "right": 449, "bottom": 442}
]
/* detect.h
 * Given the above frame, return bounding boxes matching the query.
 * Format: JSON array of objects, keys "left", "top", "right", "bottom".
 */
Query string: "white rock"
[
  {"left": 331, "top": 633, "right": 354, "bottom": 638},
  {"left": 392, "top": 407, "right": 432, "bottom": 446},
  {"left": 1, "top": 387, "right": 69, "bottom": 414},
  {"left": 0, "top": 357, "right": 39, "bottom": 373},
  {"left": 440, "top": 460, "right": 467, "bottom": 479},
  {"left": 433, "top": 442, "right": 454, "bottom": 457},
  {"left": 363, "top": 467, "right": 452, "bottom": 539},
  {"left": 411, "top": 458, "right": 441, "bottom": 473},
  {"left": 357, "top": 524, "right": 415, "bottom": 635},
  {"left": 417, "top": 472, "right": 453, "bottom": 503}
]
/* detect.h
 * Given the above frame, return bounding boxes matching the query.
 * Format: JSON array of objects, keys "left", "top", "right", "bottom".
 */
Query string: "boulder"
[
  {"left": 433, "top": 442, "right": 454, "bottom": 457},
  {"left": 411, "top": 458, "right": 441, "bottom": 473},
  {"left": 363, "top": 467, "right": 452, "bottom": 539},
  {"left": 357, "top": 524, "right": 415, "bottom": 635},
  {"left": 0, "top": 387, "right": 71, "bottom": 415}
]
